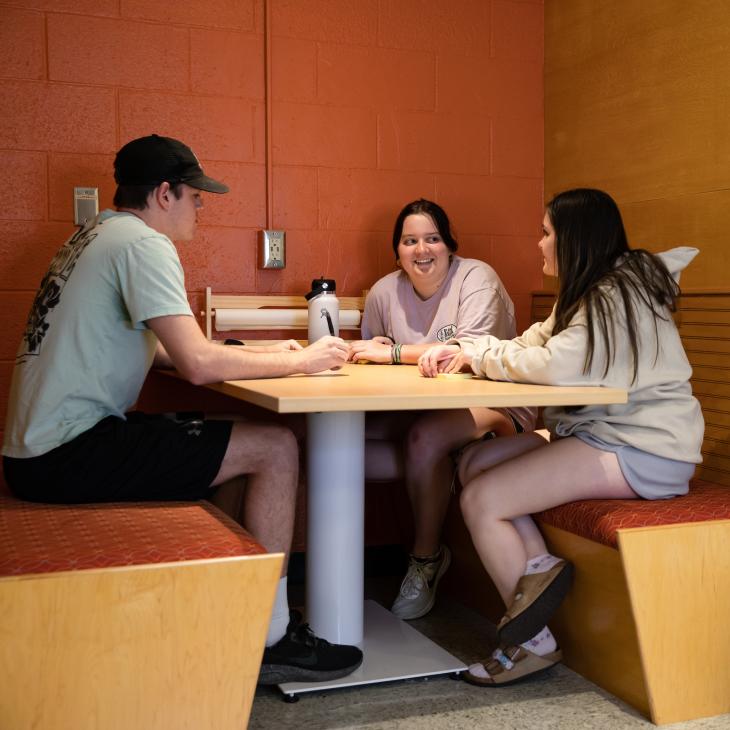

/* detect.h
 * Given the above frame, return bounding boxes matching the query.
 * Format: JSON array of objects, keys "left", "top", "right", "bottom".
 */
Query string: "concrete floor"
[{"left": 248, "top": 577, "right": 730, "bottom": 730}]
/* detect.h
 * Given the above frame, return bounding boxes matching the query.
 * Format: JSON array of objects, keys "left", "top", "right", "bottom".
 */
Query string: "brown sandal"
[
  {"left": 497, "top": 560, "right": 574, "bottom": 646},
  {"left": 463, "top": 645, "right": 562, "bottom": 687}
]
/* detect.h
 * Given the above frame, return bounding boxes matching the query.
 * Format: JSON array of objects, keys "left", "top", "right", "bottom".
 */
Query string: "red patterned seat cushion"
[
  {"left": 535, "top": 479, "right": 730, "bottom": 549},
  {"left": 0, "top": 494, "right": 266, "bottom": 577}
]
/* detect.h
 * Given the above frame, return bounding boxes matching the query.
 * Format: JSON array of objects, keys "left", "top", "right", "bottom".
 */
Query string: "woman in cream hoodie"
[{"left": 419, "top": 188, "right": 704, "bottom": 688}]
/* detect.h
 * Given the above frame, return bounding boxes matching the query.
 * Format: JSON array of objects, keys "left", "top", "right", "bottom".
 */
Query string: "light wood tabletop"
[{"left": 202, "top": 362, "right": 628, "bottom": 414}]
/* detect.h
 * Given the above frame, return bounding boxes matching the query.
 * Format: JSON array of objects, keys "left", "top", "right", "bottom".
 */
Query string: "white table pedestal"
[
  {"left": 279, "top": 411, "right": 466, "bottom": 699},
  {"left": 305, "top": 410, "right": 365, "bottom": 645}
]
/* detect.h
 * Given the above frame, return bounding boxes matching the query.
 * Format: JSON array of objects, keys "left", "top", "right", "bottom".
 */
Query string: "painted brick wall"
[{"left": 0, "top": 0, "right": 544, "bottom": 438}]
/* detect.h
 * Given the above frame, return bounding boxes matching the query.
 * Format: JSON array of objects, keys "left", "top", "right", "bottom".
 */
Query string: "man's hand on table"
[{"left": 295, "top": 335, "right": 350, "bottom": 373}]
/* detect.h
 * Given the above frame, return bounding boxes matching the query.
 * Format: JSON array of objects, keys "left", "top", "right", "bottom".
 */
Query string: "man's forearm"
[
  {"left": 180, "top": 344, "right": 306, "bottom": 384},
  {"left": 147, "top": 314, "right": 348, "bottom": 382}
]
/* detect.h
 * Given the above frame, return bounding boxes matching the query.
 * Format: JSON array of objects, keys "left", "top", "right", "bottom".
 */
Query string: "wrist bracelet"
[{"left": 392, "top": 343, "right": 402, "bottom": 364}]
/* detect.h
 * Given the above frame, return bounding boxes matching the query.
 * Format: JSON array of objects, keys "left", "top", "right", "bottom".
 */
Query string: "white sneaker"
[{"left": 391, "top": 546, "right": 451, "bottom": 620}]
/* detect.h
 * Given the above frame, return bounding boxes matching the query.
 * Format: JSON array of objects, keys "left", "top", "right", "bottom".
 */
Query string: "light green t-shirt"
[{"left": 2, "top": 210, "right": 193, "bottom": 458}]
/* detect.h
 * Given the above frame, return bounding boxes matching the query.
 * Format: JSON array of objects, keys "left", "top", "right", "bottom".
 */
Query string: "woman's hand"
[
  {"left": 418, "top": 344, "right": 468, "bottom": 377},
  {"left": 348, "top": 336, "right": 394, "bottom": 363}
]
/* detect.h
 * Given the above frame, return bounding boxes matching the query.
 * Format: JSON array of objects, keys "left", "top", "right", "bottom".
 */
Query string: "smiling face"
[
  {"left": 397, "top": 213, "right": 452, "bottom": 298},
  {"left": 539, "top": 211, "right": 557, "bottom": 277}
]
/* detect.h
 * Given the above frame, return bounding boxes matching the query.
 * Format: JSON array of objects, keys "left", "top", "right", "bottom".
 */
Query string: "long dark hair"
[
  {"left": 548, "top": 188, "right": 679, "bottom": 382},
  {"left": 391, "top": 199, "right": 458, "bottom": 261}
]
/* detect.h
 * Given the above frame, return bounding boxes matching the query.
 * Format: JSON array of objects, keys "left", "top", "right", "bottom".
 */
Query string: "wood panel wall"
[{"left": 545, "top": 0, "right": 730, "bottom": 290}]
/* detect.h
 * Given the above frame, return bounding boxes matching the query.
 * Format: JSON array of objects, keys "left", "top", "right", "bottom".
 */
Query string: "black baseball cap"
[{"left": 114, "top": 134, "right": 229, "bottom": 193}]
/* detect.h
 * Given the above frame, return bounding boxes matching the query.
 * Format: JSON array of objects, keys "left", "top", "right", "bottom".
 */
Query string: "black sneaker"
[{"left": 258, "top": 610, "right": 363, "bottom": 685}]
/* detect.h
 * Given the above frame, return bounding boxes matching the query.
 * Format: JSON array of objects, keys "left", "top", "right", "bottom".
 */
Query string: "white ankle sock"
[
  {"left": 468, "top": 627, "right": 557, "bottom": 678},
  {"left": 521, "top": 625, "right": 557, "bottom": 656},
  {"left": 524, "top": 553, "right": 561, "bottom": 575},
  {"left": 265, "top": 577, "right": 289, "bottom": 647}
]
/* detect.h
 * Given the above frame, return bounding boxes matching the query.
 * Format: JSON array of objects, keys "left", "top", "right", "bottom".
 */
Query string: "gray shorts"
[{"left": 575, "top": 432, "right": 695, "bottom": 500}]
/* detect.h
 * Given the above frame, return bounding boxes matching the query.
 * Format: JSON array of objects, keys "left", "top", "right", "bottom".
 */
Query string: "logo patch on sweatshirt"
[{"left": 436, "top": 324, "right": 457, "bottom": 342}]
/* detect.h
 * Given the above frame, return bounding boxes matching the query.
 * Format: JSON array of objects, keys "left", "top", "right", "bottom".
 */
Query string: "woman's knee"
[
  {"left": 460, "top": 462, "right": 518, "bottom": 525},
  {"left": 459, "top": 477, "right": 492, "bottom": 523},
  {"left": 404, "top": 413, "right": 455, "bottom": 461},
  {"left": 458, "top": 432, "right": 549, "bottom": 485},
  {"left": 457, "top": 440, "right": 487, "bottom": 485}
]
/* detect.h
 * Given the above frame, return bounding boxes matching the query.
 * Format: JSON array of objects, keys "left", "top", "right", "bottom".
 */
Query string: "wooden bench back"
[
  {"left": 677, "top": 291, "right": 730, "bottom": 486},
  {"left": 531, "top": 289, "right": 730, "bottom": 487},
  {"left": 202, "top": 286, "right": 366, "bottom": 340}
]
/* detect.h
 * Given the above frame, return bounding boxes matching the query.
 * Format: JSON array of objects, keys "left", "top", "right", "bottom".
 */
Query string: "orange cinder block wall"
[{"left": 0, "top": 0, "right": 544, "bottom": 440}]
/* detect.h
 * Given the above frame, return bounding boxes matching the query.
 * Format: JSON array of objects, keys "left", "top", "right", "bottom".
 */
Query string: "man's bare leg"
[
  {"left": 211, "top": 420, "right": 298, "bottom": 568},
  {"left": 210, "top": 420, "right": 298, "bottom": 646},
  {"left": 208, "top": 418, "right": 363, "bottom": 684}
]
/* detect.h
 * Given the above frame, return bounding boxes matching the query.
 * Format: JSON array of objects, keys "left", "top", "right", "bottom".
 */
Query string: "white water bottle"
[{"left": 305, "top": 278, "right": 339, "bottom": 343}]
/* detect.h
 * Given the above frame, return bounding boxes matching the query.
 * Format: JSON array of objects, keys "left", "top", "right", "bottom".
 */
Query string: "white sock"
[
  {"left": 524, "top": 553, "right": 561, "bottom": 575},
  {"left": 521, "top": 625, "right": 557, "bottom": 656},
  {"left": 265, "top": 577, "right": 289, "bottom": 647}
]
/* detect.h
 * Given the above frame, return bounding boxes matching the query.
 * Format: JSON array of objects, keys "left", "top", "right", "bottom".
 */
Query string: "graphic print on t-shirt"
[
  {"left": 436, "top": 323, "right": 457, "bottom": 342},
  {"left": 19, "top": 226, "right": 97, "bottom": 361}
]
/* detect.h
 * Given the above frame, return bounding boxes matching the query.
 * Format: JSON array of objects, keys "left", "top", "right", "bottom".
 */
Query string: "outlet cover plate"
[
  {"left": 74, "top": 187, "right": 98, "bottom": 226},
  {"left": 259, "top": 229, "right": 286, "bottom": 269}
]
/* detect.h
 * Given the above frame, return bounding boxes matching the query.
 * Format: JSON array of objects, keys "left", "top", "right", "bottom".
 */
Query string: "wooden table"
[{"left": 205, "top": 363, "right": 627, "bottom": 698}]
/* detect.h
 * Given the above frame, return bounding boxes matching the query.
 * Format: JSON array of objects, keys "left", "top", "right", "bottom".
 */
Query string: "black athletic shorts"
[{"left": 3, "top": 412, "right": 233, "bottom": 504}]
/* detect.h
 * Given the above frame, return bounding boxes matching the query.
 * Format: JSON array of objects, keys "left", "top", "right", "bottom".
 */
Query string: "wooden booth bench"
[
  {"left": 444, "top": 289, "right": 730, "bottom": 726},
  {"left": 0, "top": 478, "right": 283, "bottom": 730}
]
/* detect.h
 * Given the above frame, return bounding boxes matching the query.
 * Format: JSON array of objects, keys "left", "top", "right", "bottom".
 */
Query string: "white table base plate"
[{"left": 278, "top": 600, "right": 467, "bottom": 699}]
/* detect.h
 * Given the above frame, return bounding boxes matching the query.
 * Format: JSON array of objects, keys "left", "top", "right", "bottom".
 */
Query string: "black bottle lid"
[{"left": 305, "top": 277, "right": 336, "bottom": 300}]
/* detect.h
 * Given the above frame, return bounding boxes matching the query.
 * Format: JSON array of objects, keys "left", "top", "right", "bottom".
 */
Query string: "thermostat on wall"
[{"left": 74, "top": 187, "right": 99, "bottom": 226}]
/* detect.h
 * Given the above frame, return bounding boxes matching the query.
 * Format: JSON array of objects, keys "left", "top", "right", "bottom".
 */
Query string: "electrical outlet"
[
  {"left": 259, "top": 229, "right": 286, "bottom": 269},
  {"left": 74, "top": 187, "right": 98, "bottom": 226}
]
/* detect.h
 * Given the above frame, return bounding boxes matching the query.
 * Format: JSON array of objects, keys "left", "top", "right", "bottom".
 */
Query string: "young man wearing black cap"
[{"left": 2, "top": 134, "right": 362, "bottom": 684}]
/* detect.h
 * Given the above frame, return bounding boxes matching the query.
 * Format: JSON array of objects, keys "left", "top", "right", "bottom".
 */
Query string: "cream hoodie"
[{"left": 458, "top": 247, "right": 704, "bottom": 463}]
